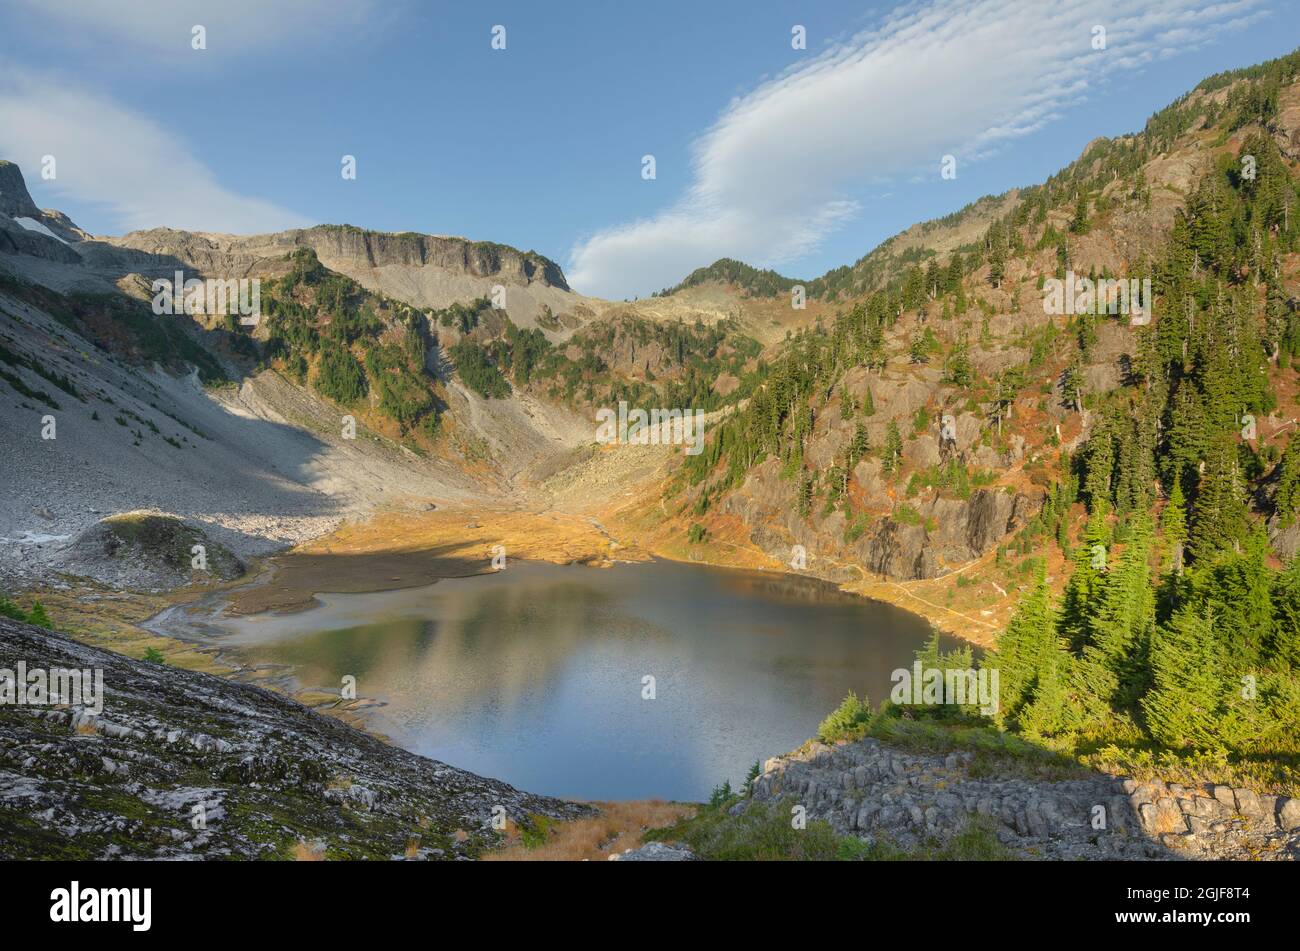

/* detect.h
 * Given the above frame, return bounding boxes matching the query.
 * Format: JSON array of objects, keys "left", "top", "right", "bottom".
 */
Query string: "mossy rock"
[{"left": 67, "top": 512, "right": 244, "bottom": 586}]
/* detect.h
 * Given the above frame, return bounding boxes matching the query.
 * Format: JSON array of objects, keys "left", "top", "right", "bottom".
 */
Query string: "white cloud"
[
  {"left": 0, "top": 69, "right": 310, "bottom": 234},
  {"left": 5, "top": 0, "right": 386, "bottom": 55},
  {"left": 567, "top": 0, "right": 1264, "bottom": 299}
]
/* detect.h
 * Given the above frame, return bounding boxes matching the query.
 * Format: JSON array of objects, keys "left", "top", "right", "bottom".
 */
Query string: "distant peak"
[{"left": 0, "top": 160, "right": 43, "bottom": 220}]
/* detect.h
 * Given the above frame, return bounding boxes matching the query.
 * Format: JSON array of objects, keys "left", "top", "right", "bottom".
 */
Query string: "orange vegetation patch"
[
  {"left": 483, "top": 801, "right": 696, "bottom": 862},
  {"left": 292, "top": 840, "right": 326, "bottom": 861}
]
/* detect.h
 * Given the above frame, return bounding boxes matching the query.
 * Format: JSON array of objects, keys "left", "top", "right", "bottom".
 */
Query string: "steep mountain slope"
[
  {"left": 640, "top": 53, "right": 1300, "bottom": 612},
  {"left": 0, "top": 614, "right": 588, "bottom": 859},
  {"left": 613, "top": 50, "right": 1300, "bottom": 796},
  {"left": 0, "top": 270, "right": 492, "bottom": 589},
  {"left": 0, "top": 159, "right": 768, "bottom": 587}
]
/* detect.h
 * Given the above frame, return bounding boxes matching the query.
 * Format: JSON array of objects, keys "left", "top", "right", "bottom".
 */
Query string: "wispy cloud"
[
  {"left": 5, "top": 0, "right": 386, "bottom": 56},
  {"left": 0, "top": 69, "right": 310, "bottom": 234},
  {"left": 567, "top": 0, "right": 1265, "bottom": 299}
]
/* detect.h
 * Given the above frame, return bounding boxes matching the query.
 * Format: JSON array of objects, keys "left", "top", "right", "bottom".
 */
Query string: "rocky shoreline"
[{"left": 744, "top": 738, "right": 1300, "bottom": 861}]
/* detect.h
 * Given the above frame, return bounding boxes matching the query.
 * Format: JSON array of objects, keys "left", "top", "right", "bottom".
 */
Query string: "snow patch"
[{"left": 13, "top": 216, "right": 68, "bottom": 245}]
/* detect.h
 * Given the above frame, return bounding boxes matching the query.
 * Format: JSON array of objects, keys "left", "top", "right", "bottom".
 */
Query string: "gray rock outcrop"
[
  {"left": 749, "top": 738, "right": 1300, "bottom": 861},
  {"left": 0, "top": 616, "right": 590, "bottom": 859}
]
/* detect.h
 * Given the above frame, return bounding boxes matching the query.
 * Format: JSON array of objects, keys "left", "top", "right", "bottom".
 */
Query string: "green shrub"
[
  {"left": 519, "top": 813, "right": 556, "bottom": 849},
  {"left": 818, "top": 690, "right": 873, "bottom": 743},
  {"left": 893, "top": 504, "right": 923, "bottom": 526},
  {"left": 0, "top": 594, "right": 28, "bottom": 622},
  {"left": 646, "top": 797, "right": 888, "bottom": 861},
  {"left": 25, "top": 601, "right": 50, "bottom": 628}
]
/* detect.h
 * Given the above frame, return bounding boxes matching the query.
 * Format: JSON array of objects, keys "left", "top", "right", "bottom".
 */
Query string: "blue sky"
[{"left": 0, "top": 0, "right": 1295, "bottom": 299}]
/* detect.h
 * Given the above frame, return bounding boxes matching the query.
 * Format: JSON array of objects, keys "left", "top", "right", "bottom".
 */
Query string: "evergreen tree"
[
  {"left": 1269, "top": 557, "right": 1300, "bottom": 669},
  {"left": 1073, "top": 514, "right": 1156, "bottom": 717},
  {"left": 1161, "top": 480, "right": 1188, "bottom": 574},
  {"left": 1069, "top": 193, "right": 1090, "bottom": 234},
  {"left": 883, "top": 420, "right": 903, "bottom": 474},
  {"left": 1018, "top": 636, "right": 1078, "bottom": 738},
  {"left": 909, "top": 331, "right": 929, "bottom": 364},
  {"left": 1059, "top": 505, "right": 1109, "bottom": 650},
  {"left": 1200, "top": 526, "right": 1273, "bottom": 669},
  {"left": 987, "top": 564, "right": 1056, "bottom": 728},
  {"left": 944, "top": 254, "right": 964, "bottom": 295},
  {"left": 0, "top": 593, "right": 27, "bottom": 622},
  {"left": 944, "top": 335, "right": 973, "bottom": 387},
  {"left": 1189, "top": 433, "right": 1249, "bottom": 561},
  {"left": 1142, "top": 606, "right": 1226, "bottom": 750},
  {"left": 1274, "top": 434, "right": 1300, "bottom": 527},
  {"left": 796, "top": 471, "right": 813, "bottom": 519},
  {"left": 848, "top": 423, "right": 870, "bottom": 469}
]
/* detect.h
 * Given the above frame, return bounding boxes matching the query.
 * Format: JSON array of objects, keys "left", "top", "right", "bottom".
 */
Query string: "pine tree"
[
  {"left": 944, "top": 335, "right": 973, "bottom": 387},
  {"left": 1070, "top": 193, "right": 1090, "bottom": 234},
  {"left": 883, "top": 420, "right": 903, "bottom": 474},
  {"left": 1018, "top": 636, "right": 1078, "bottom": 738},
  {"left": 1142, "top": 605, "right": 1226, "bottom": 750},
  {"left": 944, "top": 254, "right": 964, "bottom": 295},
  {"left": 1060, "top": 505, "right": 1110, "bottom": 650},
  {"left": 0, "top": 594, "right": 26, "bottom": 622},
  {"left": 1073, "top": 514, "right": 1156, "bottom": 717},
  {"left": 1189, "top": 432, "right": 1249, "bottom": 561},
  {"left": 925, "top": 259, "right": 942, "bottom": 300},
  {"left": 1201, "top": 526, "right": 1273, "bottom": 669},
  {"left": 848, "top": 423, "right": 870, "bottom": 469},
  {"left": 1161, "top": 480, "right": 1188, "bottom": 574},
  {"left": 1082, "top": 416, "right": 1115, "bottom": 510},
  {"left": 987, "top": 564, "right": 1056, "bottom": 728},
  {"left": 1274, "top": 434, "right": 1300, "bottom": 527},
  {"left": 909, "top": 331, "right": 928, "bottom": 364},
  {"left": 796, "top": 471, "right": 813, "bottom": 518},
  {"left": 1269, "top": 557, "right": 1300, "bottom": 669}
]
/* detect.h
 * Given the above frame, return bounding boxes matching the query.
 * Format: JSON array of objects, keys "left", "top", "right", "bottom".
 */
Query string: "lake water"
[{"left": 201, "top": 560, "right": 936, "bottom": 801}]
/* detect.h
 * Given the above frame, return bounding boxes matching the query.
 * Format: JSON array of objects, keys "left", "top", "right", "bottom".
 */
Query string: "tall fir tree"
[
  {"left": 1142, "top": 605, "right": 1226, "bottom": 750},
  {"left": 1160, "top": 480, "right": 1188, "bottom": 574},
  {"left": 1072, "top": 513, "right": 1156, "bottom": 719},
  {"left": 986, "top": 563, "right": 1056, "bottom": 728}
]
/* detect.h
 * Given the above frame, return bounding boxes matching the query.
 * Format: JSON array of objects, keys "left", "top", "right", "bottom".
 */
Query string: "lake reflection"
[{"left": 207, "top": 560, "right": 935, "bottom": 801}]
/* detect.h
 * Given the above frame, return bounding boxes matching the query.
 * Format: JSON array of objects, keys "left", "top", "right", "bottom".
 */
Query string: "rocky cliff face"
[
  {"left": 0, "top": 160, "right": 90, "bottom": 247},
  {"left": 0, "top": 616, "right": 589, "bottom": 859},
  {"left": 725, "top": 458, "right": 1039, "bottom": 584},
  {"left": 0, "top": 159, "right": 582, "bottom": 326},
  {"left": 100, "top": 224, "right": 568, "bottom": 291}
]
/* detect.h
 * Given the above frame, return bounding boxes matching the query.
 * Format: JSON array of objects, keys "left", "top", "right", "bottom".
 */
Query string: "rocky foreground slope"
[
  {"left": 0, "top": 616, "right": 588, "bottom": 859},
  {"left": 743, "top": 737, "right": 1300, "bottom": 861}
]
